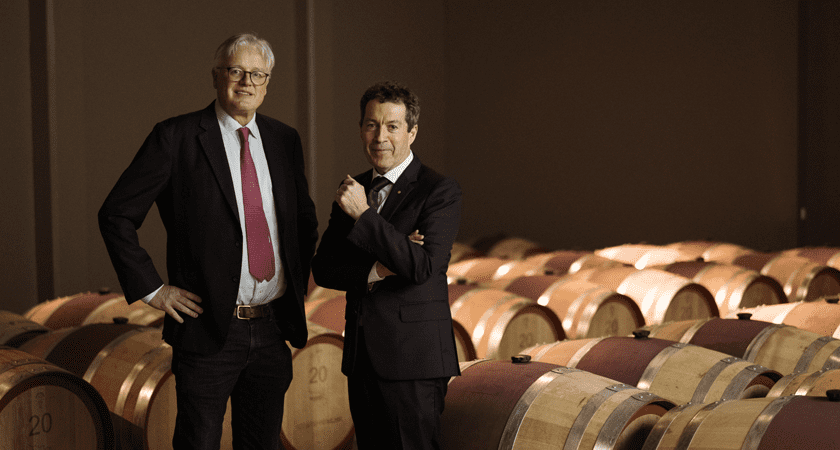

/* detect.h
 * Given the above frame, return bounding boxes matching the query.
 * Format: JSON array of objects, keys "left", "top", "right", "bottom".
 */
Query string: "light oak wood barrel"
[
  {"left": 306, "top": 290, "right": 477, "bottom": 362},
  {"left": 781, "top": 246, "right": 840, "bottom": 271},
  {"left": 595, "top": 244, "right": 683, "bottom": 269},
  {"left": 490, "top": 275, "right": 645, "bottom": 338},
  {"left": 449, "top": 242, "right": 485, "bottom": 264},
  {"left": 485, "top": 237, "right": 548, "bottom": 260},
  {"left": 657, "top": 261, "right": 787, "bottom": 317},
  {"left": 522, "top": 334, "right": 780, "bottom": 405},
  {"left": 280, "top": 322, "right": 352, "bottom": 450},
  {"left": 568, "top": 267, "right": 718, "bottom": 325},
  {"left": 440, "top": 358, "right": 675, "bottom": 450},
  {"left": 305, "top": 293, "right": 347, "bottom": 334},
  {"left": 729, "top": 296, "right": 840, "bottom": 338},
  {"left": 306, "top": 285, "right": 346, "bottom": 303},
  {"left": 18, "top": 322, "right": 174, "bottom": 450},
  {"left": 448, "top": 286, "right": 564, "bottom": 360},
  {"left": 24, "top": 290, "right": 164, "bottom": 328},
  {"left": 0, "top": 346, "right": 115, "bottom": 450},
  {"left": 446, "top": 256, "right": 512, "bottom": 284},
  {"left": 767, "top": 368, "right": 840, "bottom": 397},
  {"left": 24, "top": 290, "right": 122, "bottom": 329},
  {"left": 643, "top": 316, "right": 840, "bottom": 376},
  {"left": 666, "top": 240, "right": 754, "bottom": 263},
  {"left": 640, "top": 394, "right": 840, "bottom": 450},
  {"left": 0, "top": 310, "right": 49, "bottom": 347},
  {"left": 730, "top": 252, "right": 840, "bottom": 303}
]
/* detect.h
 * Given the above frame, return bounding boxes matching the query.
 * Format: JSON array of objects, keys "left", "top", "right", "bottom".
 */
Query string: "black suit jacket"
[
  {"left": 311, "top": 157, "right": 461, "bottom": 380},
  {"left": 99, "top": 102, "right": 318, "bottom": 354}
]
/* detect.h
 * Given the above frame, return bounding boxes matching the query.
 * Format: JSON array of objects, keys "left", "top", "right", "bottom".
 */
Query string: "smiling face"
[
  {"left": 361, "top": 100, "right": 418, "bottom": 175},
  {"left": 213, "top": 45, "right": 269, "bottom": 125}
]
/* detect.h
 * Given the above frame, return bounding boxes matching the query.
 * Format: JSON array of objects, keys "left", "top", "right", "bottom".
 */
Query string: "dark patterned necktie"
[{"left": 367, "top": 176, "right": 391, "bottom": 211}]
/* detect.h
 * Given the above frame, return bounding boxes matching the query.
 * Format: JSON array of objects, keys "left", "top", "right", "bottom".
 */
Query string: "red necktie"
[{"left": 239, "top": 127, "right": 275, "bottom": 282}]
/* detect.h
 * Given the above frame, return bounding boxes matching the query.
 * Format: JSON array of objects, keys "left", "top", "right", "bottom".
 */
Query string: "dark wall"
[
  {"left": 445, "top": 0, "right": 799, "bottom": 251},
  {"left": 2, "top": 0, "right": 825, "bottom": 313}
]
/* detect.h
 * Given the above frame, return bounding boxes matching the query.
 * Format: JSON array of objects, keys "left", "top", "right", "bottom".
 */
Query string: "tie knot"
[
  {"left": 238, "top": 127, "right": 250, "bottom": 141},
  {"left": 370, "top": 176, "right": 391, "bottom": 193}
]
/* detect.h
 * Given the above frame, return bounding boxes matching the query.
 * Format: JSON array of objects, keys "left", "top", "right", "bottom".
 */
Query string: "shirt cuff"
[
  {"left": 142, "top": 285, "right": 164, "bottom": 304},
  {"left": 367, "top": 263, "right": 385, "bottom": 283}
]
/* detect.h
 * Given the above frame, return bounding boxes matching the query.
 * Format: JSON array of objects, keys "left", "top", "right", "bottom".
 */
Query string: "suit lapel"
[
  {"left": 379, "top": 157, "right": 421, "bottom": 220},
  {"left": 198, "top": 102, "right": 240, "bottom": 222}
]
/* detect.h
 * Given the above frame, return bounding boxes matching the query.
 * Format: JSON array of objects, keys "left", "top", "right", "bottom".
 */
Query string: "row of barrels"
[{"left": 0, "top": 291, "right": 352, "bottom": 450}]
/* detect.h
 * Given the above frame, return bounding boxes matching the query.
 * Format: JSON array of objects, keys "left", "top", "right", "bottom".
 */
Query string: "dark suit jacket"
[
  {"left": 311, "top": 157, "right": 461, "bottom": 380},
  {"left": 99, "top": 102, "right": 318, "bottom": 354}
]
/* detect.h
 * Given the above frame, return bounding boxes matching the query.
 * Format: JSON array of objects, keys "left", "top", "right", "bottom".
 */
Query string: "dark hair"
[{"left": 359, "top": 81, "right": 420, "bottom": 130}]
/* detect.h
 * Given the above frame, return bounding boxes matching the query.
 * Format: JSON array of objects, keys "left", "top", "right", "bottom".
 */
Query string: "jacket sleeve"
[
  {"left": 348, "top": 176, "right": 462, "bottom": 286},
  {"left": 310, "top": 199, "right": 377, "bottom": 291},
  {"left": 98, "top": 121, "right": 171, "bottom": 303}
]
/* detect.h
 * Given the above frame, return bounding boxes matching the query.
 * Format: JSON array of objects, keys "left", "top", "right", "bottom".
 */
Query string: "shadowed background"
[{"left": 3, "top": 0, "right": 839, "bottom": 313}]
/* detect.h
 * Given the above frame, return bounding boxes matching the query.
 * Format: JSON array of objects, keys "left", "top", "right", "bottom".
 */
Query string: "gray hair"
[{"left": 213, "top": 33, "right": 275, "bottom": 72}]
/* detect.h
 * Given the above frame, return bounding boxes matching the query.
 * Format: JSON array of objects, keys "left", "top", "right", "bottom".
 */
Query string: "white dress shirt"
[
  {"left": 367, "top": 151, "right": 414, "bottom": 283},
  {"left": 143, "top": 103, "right": 285, "bottom": 305}
]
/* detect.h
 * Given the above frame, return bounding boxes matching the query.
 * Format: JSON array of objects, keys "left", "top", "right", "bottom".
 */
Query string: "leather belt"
[{"left": 233, "top": 303, "right": 272, "bottom": 320}]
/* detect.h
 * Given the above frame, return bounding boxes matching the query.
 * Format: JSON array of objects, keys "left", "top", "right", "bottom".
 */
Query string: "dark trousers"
[
  {"left": 171, "top": 311, "right": 293, "bottom": 450},
  {"left": 348, "top": 327, "right": 448, "bottom": 450}
]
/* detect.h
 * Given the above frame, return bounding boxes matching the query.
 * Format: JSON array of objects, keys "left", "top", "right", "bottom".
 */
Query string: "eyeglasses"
[{"left": 221, "top": 67, "right": 270, "bottom": 86}]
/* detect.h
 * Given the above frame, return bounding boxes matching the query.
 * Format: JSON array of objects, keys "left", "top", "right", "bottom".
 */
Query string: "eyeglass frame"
[{"left": 218, "top": 66, "right": 271, "bottom": 86}]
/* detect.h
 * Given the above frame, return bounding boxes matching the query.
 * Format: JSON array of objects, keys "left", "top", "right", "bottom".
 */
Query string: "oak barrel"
[
  {"left": 767, "top": 368, "right": 840, "bottom": 397},
  {"left": 0, "top": 310, "right": 49, "bottom": 347},
  {"left": 446, "top": 256, "right": 512, "bottom": 284},
  {"left": 440, "top": 358, "right": 675, "bottom": 449},
  {"left": 25, "top": 291, "right": 164, "bottom": 328},
  {"left": 522, "top": 334, "right": 780, "bottom": 405},
  {"left": 449, "top": 286, "right": 564, "bottom": 360},
  {"left": 0, "top": 346, "right": 115, "bottom": 449},
  {"left": 490, "top": 275, "right": 645, "bottom": 338},
  {"left": 18, "top": 323, "right": 174, "bottom": 450},
  {"left": 730, "top": 252, "right": 840, "bottom": 303},
  {"left": 640, "top": 394, "right": 840, "bottom": 450},
  {"left": 643, "top": 316, "right": 840, "bottom": 376},
  {"left": 657, "top": 261, "right": 787, "bottom": 317},
  {"left": 729, "top": 296, "right": 840, "bottom": 338},
  {"left": 568, "top": 267, "right": 718, "bottom": 324}
]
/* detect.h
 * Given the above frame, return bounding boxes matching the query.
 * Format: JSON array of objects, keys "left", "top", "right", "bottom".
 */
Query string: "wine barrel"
[
  {"left": 0, "top": 310, "right": 49, "bottom": 347},
  {"left": 781, "top": 246, "right": 840, "bottom": 271},
  {"left": 18, "top": 322, "right": 174, "bottom": 450},
  {"left": 306, "top": 291, "right": 477, "bottom": 362},
  {"left": 446, "top": 257, "right": 511, "bottom": 284},
  {"left": 280, "top": 322, "right": 353, "bottom": 450},
  {"left": 489, "top": 275, "right": 645, "bottom": 338},
  {"left": 522, "top": 334, "right": 780, "bottom": 405},
  {"left": 448, "top": 286, "right": 564, "bottom": 360},
  {"left": 657, "top": 261, "right": 787, "bottom": 317},
  {"left": 567, "top": 267, "right": 718, "bottom": 325},
  {"left": 485, "top": 237, "right": 547, "bottom": 260},
  {"left": 440, "top": 358, "right": 675, "bottom": 449},
  {"left": 666, "top": 240, "right": 754, "bottom": 264},
  {"left": 305, "top": 293, "right": 347, "bottom": 334},
  {"left": 0, "top": 346, "right": 115, "bottom": 450},
  {"left": 640, "top": 393, "right": 840, "bottom": 450},
  {"left": 767, "top": 368, "right": 840, "bottom": 397},
  {"left": 730, "top": 252, "right": 840, "bottom": 303},
  {"left": 595, "top": 244, "right": 683, "bottom": 269},
  {"left": 642, "top": 316, "right": 840, "bottom": 376},
  {"left": 24, "top": 291, "right": 164, "bottom": 328},
  {"left": 25, "top": 290, "right": 122, "bottom": 329},
  {"left": 728, "top": 296, "right": 840, "bottom": 338},
  {"left": 449, "top": 242, "right": 484, "bottom": 264},
  {"left": 306, "top": 285, "right": 345, "bottom": 303}
]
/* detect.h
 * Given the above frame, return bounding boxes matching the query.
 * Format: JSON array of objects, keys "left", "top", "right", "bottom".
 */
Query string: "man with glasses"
[{"left": 99, "top": 33, "right": 318, "bottom": 449}]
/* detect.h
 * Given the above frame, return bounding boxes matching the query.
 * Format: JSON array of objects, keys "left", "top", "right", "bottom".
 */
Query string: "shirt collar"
[
  {"left": 215, "top": 101, "right": 260, "bottom": 140},
  {"left": 376, "top": 151, "right": 414, "bottom": 184}
]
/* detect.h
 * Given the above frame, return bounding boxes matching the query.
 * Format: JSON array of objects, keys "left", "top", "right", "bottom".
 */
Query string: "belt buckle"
[{"left": 236, "top": 305, "right": 252, "bottom": 320}]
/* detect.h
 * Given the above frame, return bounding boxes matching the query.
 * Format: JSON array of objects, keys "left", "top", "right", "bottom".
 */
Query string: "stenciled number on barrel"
[
  {"left": 309, "top": 366, "right": 328, "bottom": 384},
  {"left": 29, "top": 413, "right": 53, "bottom": 437}
]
